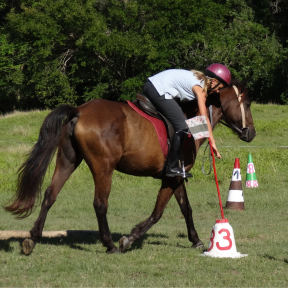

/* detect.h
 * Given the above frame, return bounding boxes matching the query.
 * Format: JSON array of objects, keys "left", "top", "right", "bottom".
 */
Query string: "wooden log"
[{"left": 0, "top": 230, "right": 99, "bottom": 240}]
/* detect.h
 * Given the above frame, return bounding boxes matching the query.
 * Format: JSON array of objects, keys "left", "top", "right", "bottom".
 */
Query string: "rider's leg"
[
  {"left": 143, "top": 81, "right": 192, "bottom": 178},
  {"left": 165, "top": 129, "right": 192, "bottom": 177}
]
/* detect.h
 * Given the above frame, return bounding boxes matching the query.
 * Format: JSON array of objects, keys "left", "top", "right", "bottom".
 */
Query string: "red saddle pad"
[{"left": 127, "top": 101, "right": 168, "bottom": 158}]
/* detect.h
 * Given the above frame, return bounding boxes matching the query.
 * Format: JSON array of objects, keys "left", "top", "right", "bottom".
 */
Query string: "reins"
[{"left": 202, "top": 106, "right": 213, "bottom": 175}]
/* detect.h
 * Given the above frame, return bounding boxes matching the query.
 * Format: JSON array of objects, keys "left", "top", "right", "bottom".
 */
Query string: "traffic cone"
[
  {"left": 246, "top": 153, "right": 258, "bottom": 188},
  {"left": 203, "top": 219, "right": 248, "bottom": 258},
  {"left": 226, "top": 158, "right": 244, "bottom": 210}
]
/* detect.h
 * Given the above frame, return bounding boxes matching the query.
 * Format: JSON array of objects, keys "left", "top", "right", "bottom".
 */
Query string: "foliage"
[
  {"left": 0, "top": 0, "right": 288, "bottom": 113},
  {"left": 241, "top": 0, "right": 288, "bottom": 103},
  {"left": 0, "top": 34, "right": 23, "bottom": 113}
]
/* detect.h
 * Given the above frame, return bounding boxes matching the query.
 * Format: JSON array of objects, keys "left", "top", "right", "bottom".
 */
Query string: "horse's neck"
[
  {"left": 211, "top": 105, "right": 223, "bottom": 130},
  {"left": 182, "top": 99, "right": 223, "bottom": 147},
  {"left": 196, "top": 105, "right": 223, "bottom": 147}
]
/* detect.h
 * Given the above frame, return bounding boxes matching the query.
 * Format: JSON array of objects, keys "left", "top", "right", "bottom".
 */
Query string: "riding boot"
[{"left": 166, "top": 130, "right": 193, "bottom": 178}]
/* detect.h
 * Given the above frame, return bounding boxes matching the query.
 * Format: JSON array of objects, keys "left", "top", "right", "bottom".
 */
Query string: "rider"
[{"left": 143, "top": 63, "right": 231, "bottom": 178}]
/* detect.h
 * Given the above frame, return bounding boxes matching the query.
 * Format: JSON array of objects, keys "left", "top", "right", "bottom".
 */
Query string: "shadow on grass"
[
  {"left": 263, "top": 253, "right": 288, "bottom": 264},
  {"left": 0, "top": 240, "right": 14, "bottom": 252},
  {"left": 0, "top": 230, "right": 170, "bottom": 253},
  {"left": 177, "top": 233, "right": 186, "bottom": 238}
]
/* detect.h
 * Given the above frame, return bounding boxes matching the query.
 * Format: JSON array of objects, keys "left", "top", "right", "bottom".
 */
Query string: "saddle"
[{"left": 131, "top": 94, "right": 175, "bottom": 144}]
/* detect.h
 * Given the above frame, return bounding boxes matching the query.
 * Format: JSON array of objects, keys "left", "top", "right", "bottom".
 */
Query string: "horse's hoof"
[
  {"left": 191, "top": 241, "right": 204, "bottom": 249},
  {"left": 119, "top": 236, "right": 130, "bottom": 252},
  {"left": 22, "top": 238, "right": 35, "bottom": 255}
]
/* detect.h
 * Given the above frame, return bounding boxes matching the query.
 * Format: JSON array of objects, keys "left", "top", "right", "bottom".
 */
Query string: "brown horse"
[{"left": 5, "top": 80, "right": 256, "bottom": 255}]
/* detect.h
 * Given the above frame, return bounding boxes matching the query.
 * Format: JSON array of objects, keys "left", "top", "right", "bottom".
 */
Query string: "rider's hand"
[{"left": 211, "top": 142, "right": 222, "bottom": 159}]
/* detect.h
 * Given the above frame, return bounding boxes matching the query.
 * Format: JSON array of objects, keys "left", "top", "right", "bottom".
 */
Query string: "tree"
[{"left": 0, "top": 0, "right": 287, "bottom": 113}]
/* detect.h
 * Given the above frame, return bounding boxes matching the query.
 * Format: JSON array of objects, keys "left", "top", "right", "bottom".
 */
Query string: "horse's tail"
[{"left": 5, "top": 105, "right": 79, "bottom": 219}]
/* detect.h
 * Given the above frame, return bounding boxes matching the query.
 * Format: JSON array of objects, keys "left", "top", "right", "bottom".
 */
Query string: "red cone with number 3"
[{"left": 203, "top": 219, "right": 248, "bottom": 258}]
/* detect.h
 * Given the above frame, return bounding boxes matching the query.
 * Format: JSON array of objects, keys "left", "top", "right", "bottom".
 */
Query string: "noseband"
[{"left": 219, "top": 85, "right": 249, "bottom": 139}]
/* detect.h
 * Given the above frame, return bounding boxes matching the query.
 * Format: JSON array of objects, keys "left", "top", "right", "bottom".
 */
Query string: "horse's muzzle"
[{"left": 240, "top": 127, "right": 256, "bottom": 142}]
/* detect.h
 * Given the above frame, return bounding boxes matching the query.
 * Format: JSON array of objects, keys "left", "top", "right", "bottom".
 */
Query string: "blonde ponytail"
[{"left": 190, "top": 70, "right": 215, "bottom": 94}]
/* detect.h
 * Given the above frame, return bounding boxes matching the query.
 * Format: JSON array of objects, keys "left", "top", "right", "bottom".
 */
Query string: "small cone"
[
  {"left": 226, "top": 158, "right": 245, "bottom": 210},
  {"left": 246, "top": 153, "right": 258, "bottom": 188},
  {"left": 203, "top": 219, "right": 248, "bottom": 258}
]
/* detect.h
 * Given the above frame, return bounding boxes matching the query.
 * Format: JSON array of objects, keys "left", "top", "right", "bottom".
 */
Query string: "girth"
[{"left": 131, "top": 94, "right": 175, "bottom": 143}]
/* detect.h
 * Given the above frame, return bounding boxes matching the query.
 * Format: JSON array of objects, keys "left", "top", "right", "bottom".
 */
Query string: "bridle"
[
  {"left": 202, "top": 85, "right": 249, "bottom": 175},
  {"left": 219, "top": 85, "right": 249, "bottom": 140}
]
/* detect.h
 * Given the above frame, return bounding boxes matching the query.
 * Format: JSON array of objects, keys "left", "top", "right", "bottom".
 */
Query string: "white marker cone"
[{"left": 203, "top": 219, "right": 248, "bottom": 258}]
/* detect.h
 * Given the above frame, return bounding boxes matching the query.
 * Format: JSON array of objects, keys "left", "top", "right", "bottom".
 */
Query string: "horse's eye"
[{"left": 245, "top": 102, "right": 251, "bottom": 107}]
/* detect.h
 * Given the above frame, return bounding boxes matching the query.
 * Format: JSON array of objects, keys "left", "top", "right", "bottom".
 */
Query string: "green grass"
[{"left": 1, "top": 104, "right": 288, "bottom": 287}]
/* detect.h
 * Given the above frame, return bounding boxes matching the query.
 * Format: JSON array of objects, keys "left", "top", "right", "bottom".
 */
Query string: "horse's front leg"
[
  {"left": 119, "top": 177, "right": 180, "bottom": 252},
  {"left": 174, "top": 182, "right": 204, "bottom": 248}
]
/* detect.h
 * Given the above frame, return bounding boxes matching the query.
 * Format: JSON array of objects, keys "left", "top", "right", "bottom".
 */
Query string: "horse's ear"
[{"left": 206, "top": 93, "right": 221, "bottom": 108}]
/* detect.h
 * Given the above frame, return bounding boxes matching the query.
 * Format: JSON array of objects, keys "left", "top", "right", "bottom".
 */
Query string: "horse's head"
[{"left": 207, "top": 79, "right": 256, "bottom": 143}]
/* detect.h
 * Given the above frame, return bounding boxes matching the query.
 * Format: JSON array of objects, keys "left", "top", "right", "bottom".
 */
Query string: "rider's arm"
[{"left": 192, "top": 85, "right": 222, "bottom": 159}]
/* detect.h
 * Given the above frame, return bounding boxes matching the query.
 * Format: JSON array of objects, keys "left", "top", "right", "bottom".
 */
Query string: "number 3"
[{"left": 207, "top": 228, "right": 232, "bottom": 251}]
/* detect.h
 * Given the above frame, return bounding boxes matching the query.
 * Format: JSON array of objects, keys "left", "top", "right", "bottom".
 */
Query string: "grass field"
[{"left": 1, "top": 104, "right": 288, "bottom": 287}]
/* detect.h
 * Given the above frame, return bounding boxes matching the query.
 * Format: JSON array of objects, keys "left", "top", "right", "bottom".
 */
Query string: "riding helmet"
[{"left": 205, "top": 63, "right": 231, "bottom": 87}]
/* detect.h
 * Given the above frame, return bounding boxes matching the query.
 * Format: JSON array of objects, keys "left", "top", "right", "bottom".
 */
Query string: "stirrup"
[{"left": 166, "top": 166, "right": 193, "bottom": 178}]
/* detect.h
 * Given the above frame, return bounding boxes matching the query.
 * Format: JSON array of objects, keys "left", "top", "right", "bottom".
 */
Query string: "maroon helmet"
[{"left": 205, "top": 63, "right": 231, "bottom": 87}]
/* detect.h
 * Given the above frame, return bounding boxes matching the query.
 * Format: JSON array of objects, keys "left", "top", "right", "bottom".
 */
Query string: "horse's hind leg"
[
  {"left": 174, "top": 183, "right": 204, "bottom": 248},
  {"left": 23, "top": 125, "right": 82, "bottom": 255},
  {"left": 92, "top": 172, "right": 119, "bottom": 254},
  {"left": 119, "top": 177, "right": 178, "bottom": 252}
]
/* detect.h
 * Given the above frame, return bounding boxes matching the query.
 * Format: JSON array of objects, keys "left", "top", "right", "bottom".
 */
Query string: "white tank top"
[{"left": 148, "top": 69, "right": 204, "bottom": 102}]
